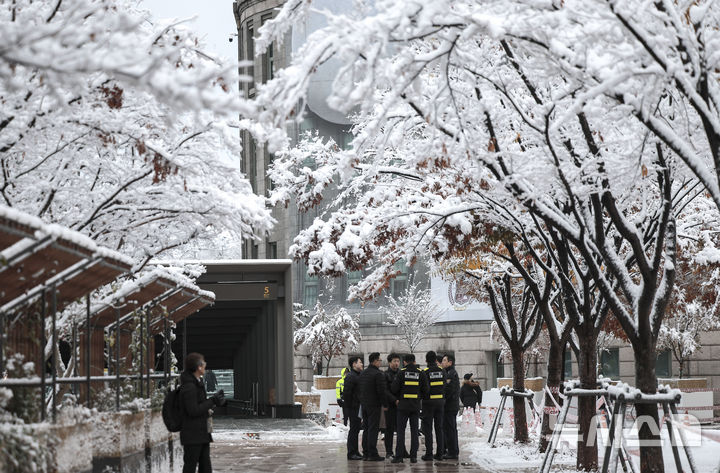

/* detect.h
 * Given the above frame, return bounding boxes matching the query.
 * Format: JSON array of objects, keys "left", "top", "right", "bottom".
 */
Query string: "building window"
[
  {"left": 251, "top": 244, "right": 258, "bottom": 259},
  {"left": 261, "top": 14, "right": 274, "bottom": 83},
  {"left": 245, "top": 20, "right": 255, "bottom": 91},
  {"left": 303, "top": 273, "right": 318, "bottom": 307},
  {"left": 248, "top": 138, "right": 257, "bottom": 191},
  {"left": 346, "top": 270, "right": 363, "bottom": 305},
  {"left": 656, "top": 350, "right": 671, "bottom": 378},
  {"left": 599, "top": 348, "right": 620, "bottom": 379},
  {"left": 494, "top": 351, "right": 505, "bottom": 380},
  {"left": 390, "top": 261, "right": 408, "bottom": 298},
  {"left": 266, "top": 241, "right": 277, "bottom": 259},
  {"left": 264, "top": 149, "right": 274, "bottom": 194},
  {"left": 563, "top": 348, "right": 573, "bottom": 379}
]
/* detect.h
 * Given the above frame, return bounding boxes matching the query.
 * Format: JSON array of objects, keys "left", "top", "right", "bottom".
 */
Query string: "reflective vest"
[
  {"left": 424, "top": 365, "right": 445, "bottom": 400},
  {"left": 336, "top": 367, "right": 348, "bottom": 399},
  {"left": 401, "top": 367, "right": 421, "bottom": 399}
]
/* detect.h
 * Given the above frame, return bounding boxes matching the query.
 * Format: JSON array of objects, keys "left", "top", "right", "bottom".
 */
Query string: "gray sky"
[{"left": 141, "top": 0, "right": 238, "bottom": 63}]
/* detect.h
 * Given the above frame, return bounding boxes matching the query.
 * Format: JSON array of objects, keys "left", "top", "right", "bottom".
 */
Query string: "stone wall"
[{"left": 294, "top": 320, "right": 720, "bottom": 414}]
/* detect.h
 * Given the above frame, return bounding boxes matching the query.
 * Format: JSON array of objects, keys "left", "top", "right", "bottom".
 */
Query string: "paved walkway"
[{"left": 210, "top": 418, "right": 487, "bottom": 473}]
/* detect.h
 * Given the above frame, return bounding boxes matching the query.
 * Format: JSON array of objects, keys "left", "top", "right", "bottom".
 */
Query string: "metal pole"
[
  {"left": 40, "top": 289, "right": 46, "bottom": 422},
  {"left": 115, "top": 308, "right": 120, "bottom": 412},
  {"left": 670, "top": 401, "right": 698, "bottom": 473},
  {"left": 51, "top": 286, "right": 57, "bottom": 423},
  {"left": 71, "top": 319, "right": 77, "bottom": 395},
  {"left": 540, "top": 391, "right": 572, "bottom": 473},
  {"left": 182, "top": 318, "right": 187, "bottom": 362},
  {"left": 164, "top": 315, "right": 169, "bottom": 386},
  {"left": 86, "top": 294, "right": 91, "bottom": 409},
  {"left": 146, "top": 309, "right": 151, "bottom": 397},
  {"left": 0, "top": 310, "right": 5, "bottom": 379},
  {"left": 601, "top": 397, "right": 622, "bottom": 473},
  {"left": 139, "top": 312, "right": 144, "bottom": 398}
]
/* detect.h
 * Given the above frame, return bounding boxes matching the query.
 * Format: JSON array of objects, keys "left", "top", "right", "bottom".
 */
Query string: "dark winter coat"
[
  {"left": 179, "top": 370, "right": 215, "bottom": 445},
  {"left": 460, "top": 381, "right": 483, "bottom": 408},
  {"left": 359, "top": 364, "right": 388, "bottom": 408},
  {"left": 342, "top": 368, "right": 362, "bottom": 410},
  {"left": 391, "top": 363, "right": 426, "bottom": 412},
  {"left": 385, "top": 367, "right": 400, "bottom": 407},
  {"left": 444, "top": 365, "right": 460, "bottom": 411}
]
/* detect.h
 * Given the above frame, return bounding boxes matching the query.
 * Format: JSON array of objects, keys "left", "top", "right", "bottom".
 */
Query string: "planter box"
[
  {"left": 294, "top": 393, "right": 321, "bottom": 414},
  {"left": 658, "top": 377, "right": 707, "bottom": 390},
  {"left": 496, "top": 377, "right": 543, "bottom": 391},
  {"left": 50, "top": 421, "right": 94, "bottom": 473},
  {"left": 91, "top": 410, "right": 146, "bottom": 458},
  {"left": 145, "top": 410, "right": 170, "bottom": 447},
  {"left": 313, "top": 375, "right": 341, "bottom": 390}
]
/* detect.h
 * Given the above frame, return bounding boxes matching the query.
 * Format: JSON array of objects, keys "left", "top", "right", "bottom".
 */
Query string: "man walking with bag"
[{"left": 180, "top": 353, "right": 225, "bottom": 473}]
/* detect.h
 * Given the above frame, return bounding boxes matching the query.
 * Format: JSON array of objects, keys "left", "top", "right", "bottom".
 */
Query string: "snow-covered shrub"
[
  {"left": 382, "top": 281, "right": 445, "bottom": 353},
  {"left": 4, "top": 354, "right": 41, "bottom": 423}
]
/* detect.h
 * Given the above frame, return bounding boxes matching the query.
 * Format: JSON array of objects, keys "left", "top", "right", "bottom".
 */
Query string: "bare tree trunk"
[
  {"left": 540, "top": 340, "right": 564, "bottom": 452},
  {"left": 511, "top": 348, "right": 529, "bottom": 443},
  {"left": 635, "top": 341, "right": 664, "bottom": 473},
  {"left": 325, "top": 356, "right": 332, "bottom": 377},
  {"left": 576, "top": 331, "right": 598, "bottom": 471}
]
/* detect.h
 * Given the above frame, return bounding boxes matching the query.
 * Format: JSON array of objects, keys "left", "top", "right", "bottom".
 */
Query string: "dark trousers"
[
  {"left": 443, "top": 407, "right": 459, "bottom": 457},
  {"left": 384, "top": 406, "right": 398, "bottom": 456},
  {"left": 396, "top": 409, "right": 420, "bottom": 458},
  {"left": 421, "top": 403, "right": 444, "bottom": 456},
  {"left": 361, "top": 405, "right": 381, "bottom": 458},
  {"left": 183, "top": 443, "right": 211, "bottom": 473},
  {"left": 347, "top": 408, "right": 362, "bottom": 457}
]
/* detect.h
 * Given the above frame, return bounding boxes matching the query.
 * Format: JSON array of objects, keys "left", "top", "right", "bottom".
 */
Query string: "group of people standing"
[{"left": 337, "top": 350, "right": 478, "bottom": 464}]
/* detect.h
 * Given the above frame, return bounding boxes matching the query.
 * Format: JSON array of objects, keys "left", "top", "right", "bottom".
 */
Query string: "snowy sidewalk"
[{"left": 210, "top": 417, "right": 489, "bottom": 472}]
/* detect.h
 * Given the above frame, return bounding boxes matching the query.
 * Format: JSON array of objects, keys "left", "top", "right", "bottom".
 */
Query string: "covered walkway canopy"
[{"left": 0, "top": 205, "right": 215, "bottom": 420}]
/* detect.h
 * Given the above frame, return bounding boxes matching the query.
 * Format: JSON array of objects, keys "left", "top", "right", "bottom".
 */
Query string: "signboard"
[
  {"left": 430, "top": 275, "right": 493, "bottom": 322},
  {"left": 201, "top": 283, "right": 278, "bottom": 301}
]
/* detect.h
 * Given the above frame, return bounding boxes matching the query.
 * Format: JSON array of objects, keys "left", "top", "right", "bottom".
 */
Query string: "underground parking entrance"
[{"left": 161, "top": 260, "right": 299, "bottom": 418}]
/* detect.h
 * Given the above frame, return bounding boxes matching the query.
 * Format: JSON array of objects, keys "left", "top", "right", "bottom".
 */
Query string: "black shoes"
[
  {"left": 410, "top": 457, "right": 418, "bottom": 463},
  {"left": 385, "top": 453, "right": 393, "bottom": 459},
  {"left": 434, "top": 454, "right": 443, "bottom": 460},
  {"left": 421, "top": 454, "right": 434, "bottom": 461},
  {"left": 443, "top": 454, "right": 459, "bottom": 460},
  {"left": 367, "top": 456, "right": 385, "bottom": 462},
  {"left": 391, "top": 456, "right": 403, "bottom": 464},
  {"left": 347, "top": 454, "right": 363, "bottom": 460}
]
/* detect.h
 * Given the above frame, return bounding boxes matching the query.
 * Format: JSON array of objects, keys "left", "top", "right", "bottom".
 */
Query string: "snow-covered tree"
[
  {"left": 382, "top": 280, "right": 444, "bottom": 352},
  {"left": 484, "top": 273, "right": 543, "bottom": 443},
  {"left": 293, "top": 299, "right": 360, "bottom": 377},
  {"left": 255, "top": 2, "right": 720, "bottom": 471},
  {"left": 658, "top": 233, "right": 720, "bottom": 378},
  {"left": 0, "top": 0, "right": 272, "bottom": 268}
]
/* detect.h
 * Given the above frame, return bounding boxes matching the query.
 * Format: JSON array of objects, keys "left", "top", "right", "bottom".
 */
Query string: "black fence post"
[
  {"left": 115, "top": 308, "right": 120, "bottom": 412},
  {"left": 86, "top": 294, "right": 91, "bottom": 409},
  {"left": 51, "top": 286, "right": 57, "bottom": 423},
  {"left": 40, "top": 289, "right": 46, "bottom": 422}
]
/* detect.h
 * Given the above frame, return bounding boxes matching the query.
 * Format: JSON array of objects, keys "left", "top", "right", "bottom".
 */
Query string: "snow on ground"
[
  {"left": 212, "top": 418, "right": 347, "bottom": 445},
  {"left": 461, "top": 416, "right": 720, "bottom": 472}
]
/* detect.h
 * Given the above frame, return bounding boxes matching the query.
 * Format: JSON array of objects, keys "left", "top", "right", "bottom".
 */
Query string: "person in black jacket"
[
  {"left": 441, "top": 354, "right": 460, "bottom": 460},
  {"left": 384, "top": 353, "right": 401, "bottom": 459},
  {"left": 460, "top": 373, "right": 483, "bottom": 410},
  {"left": 359, "top": 352, "right": 387, "bottom": 461},
  {"left": 421, "top": 350, "right": 446, "bottom": 461},
  {"left": 180, "top": 353, "right": 225, "bottom": 473},
  {"left": 390, "top": 353, "right": 425, "bottom": 464},
  {"left": 342, "top": 356, "right": 364, "bottom": 460}
]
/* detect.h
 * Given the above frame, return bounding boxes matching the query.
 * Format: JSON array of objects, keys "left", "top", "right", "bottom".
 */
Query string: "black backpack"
[{"left": 162, "top": 383, "right": 183, "bottom": 432}]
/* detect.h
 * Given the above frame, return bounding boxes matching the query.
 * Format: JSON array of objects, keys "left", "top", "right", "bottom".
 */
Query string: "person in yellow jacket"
[{"left": 336, "top": 367, "right": 349, "bottom": 425}]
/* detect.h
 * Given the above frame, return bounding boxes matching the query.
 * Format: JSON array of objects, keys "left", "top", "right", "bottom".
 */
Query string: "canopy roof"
[{"left": 0, "top": 206, "right": 133, "bottom": 314}]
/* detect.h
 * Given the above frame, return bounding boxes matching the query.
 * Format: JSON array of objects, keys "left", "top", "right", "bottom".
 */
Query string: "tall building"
[{"left": 233, "top": 1, "right": 720, "bottom": 410}]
